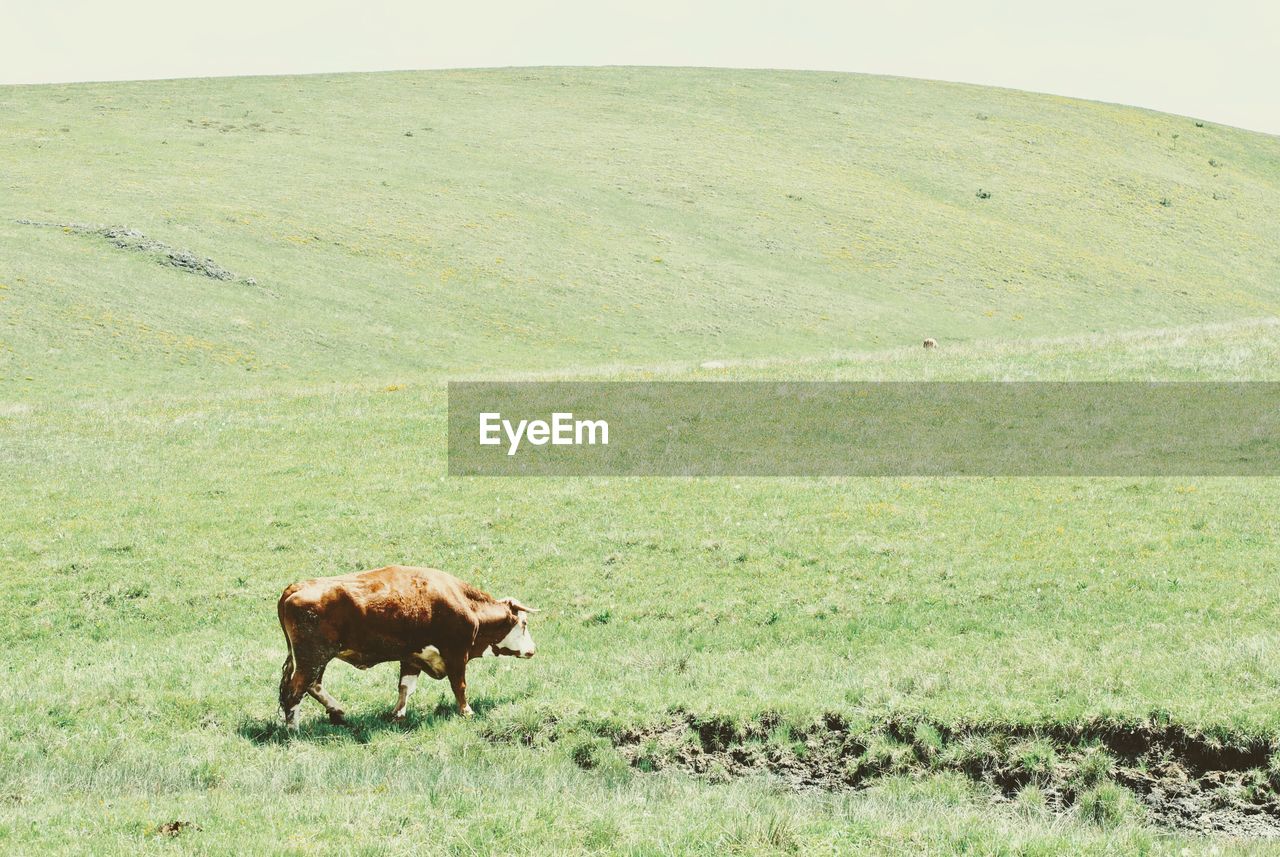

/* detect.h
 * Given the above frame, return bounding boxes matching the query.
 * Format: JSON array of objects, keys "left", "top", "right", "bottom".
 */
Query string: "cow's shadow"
[{"left": 237, "top": 696, "right": 514, "bottom": 745}]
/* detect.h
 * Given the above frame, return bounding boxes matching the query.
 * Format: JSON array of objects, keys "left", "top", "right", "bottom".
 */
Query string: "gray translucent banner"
[{"left": 447, "top": 382, "right": 1280, "bottom": 476}]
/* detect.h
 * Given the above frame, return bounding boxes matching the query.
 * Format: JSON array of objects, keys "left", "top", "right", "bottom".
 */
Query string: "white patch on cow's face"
[
  {"left": 414, "top": 645, "right": 448, "bottom": 678},
  {"left": 494, "top": 611, "right": 536, "bottom": 658}
]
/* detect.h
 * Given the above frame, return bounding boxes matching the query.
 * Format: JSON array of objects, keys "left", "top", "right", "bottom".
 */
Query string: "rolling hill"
[
  {"left": 4, "top": 69, "right": 1280, "bottom": 854},
  {"left": 2, "top": 68, "right": 1278, "bottom": 398}
]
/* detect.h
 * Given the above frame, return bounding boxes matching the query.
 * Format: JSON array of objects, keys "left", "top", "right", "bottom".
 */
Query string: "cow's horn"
[{"left": 500, "top": 597, "right": 540, "bottom": 613}]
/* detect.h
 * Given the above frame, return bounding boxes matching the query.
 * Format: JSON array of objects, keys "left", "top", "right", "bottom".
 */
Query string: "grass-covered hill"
[
  {"left": 2, "top": 67, "right": 1279, "bottom": 397},
  {"left": 4, "top": 69, "right": 1280, "bottom": 854}
]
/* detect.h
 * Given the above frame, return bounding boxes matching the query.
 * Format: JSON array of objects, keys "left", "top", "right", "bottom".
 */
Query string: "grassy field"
[{"left": 3, "top": 68, "right": 1280, "bottom": 854}]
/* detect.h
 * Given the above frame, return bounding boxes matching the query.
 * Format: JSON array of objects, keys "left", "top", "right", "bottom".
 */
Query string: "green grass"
[
  {"left": 6, "top": 322, "right": 1280, "bottom": 853},
  {"left": 3, "top": 67, "right": 1280, "bottom": 853},
  {"left": 2, "top": 68, "right": 1279, "bottom": 398}
]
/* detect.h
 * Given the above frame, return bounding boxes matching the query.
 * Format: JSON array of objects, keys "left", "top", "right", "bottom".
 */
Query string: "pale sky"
[{"left": 4, "top": 1, "right": 1278, "bottom": 136}]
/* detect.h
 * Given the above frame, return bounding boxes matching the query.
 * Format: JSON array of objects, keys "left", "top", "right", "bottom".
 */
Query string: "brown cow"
[{"left": 277, "top": 565, "right": 538, "bottom": 729}]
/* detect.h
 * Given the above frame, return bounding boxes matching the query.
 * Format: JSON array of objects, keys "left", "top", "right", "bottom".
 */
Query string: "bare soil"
[{"left": 497, "top": 712, "right": 1280, "bottom": 836}]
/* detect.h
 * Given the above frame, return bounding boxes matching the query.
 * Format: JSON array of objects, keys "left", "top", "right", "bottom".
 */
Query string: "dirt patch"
[
  {"left": 155, "top": 820, "right": 200, "bottom": 837},
  {"left": 16, "top": 220, "right": 255, "bottom": 284},
  {"left": 491, "top": 712, "right": 1280, "bottom": 836}
]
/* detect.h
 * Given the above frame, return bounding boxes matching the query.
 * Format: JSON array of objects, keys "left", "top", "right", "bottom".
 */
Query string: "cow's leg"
[
  {"left": 444, "top": 651, "right": 472, "bottom": 717},
  {"left": 277, "top": 589, "right": 342, "bottom": 730},
  {"left": 280, "top": 643, "right": 337, "bottom": 729},
  {"left": 391, "top": 662, "right": 420, "bottom": 721},
  {"left": 305, "top": 661, "right": 346, "bottom": 724}
]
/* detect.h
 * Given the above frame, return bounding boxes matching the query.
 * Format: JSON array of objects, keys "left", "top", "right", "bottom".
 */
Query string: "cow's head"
[{"left": 491, "top": 597, "right": 538, "bottom": 658}]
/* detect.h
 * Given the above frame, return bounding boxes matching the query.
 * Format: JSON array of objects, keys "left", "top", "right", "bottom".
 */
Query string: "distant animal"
[
  {"left": 923, "top": 338, "right": 938, "bottom": 349},
  {"left": 277, "top": 565, "right": 538, "bottom": 728}
]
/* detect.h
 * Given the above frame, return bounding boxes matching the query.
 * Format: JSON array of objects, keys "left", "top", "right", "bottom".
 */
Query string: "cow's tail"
[{"left": 277, "top": 591, "right": 298, "bottom": 713}]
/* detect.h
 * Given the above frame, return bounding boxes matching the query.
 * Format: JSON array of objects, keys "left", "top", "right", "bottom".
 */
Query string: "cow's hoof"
[
  {"left": 328, "top": 710, "right": 347, "bottom": 725},
  {"left": 459, "top": 706, "right": 474, "bottom": 718}
]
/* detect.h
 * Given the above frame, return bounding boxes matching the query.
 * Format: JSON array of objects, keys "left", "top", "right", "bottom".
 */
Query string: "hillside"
[
  {"left": 5, "top": 69, "right": 1280, "bottom": 853},
  {"left": 2, "top": 68, "right": 1279, "bottom": 399}
]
